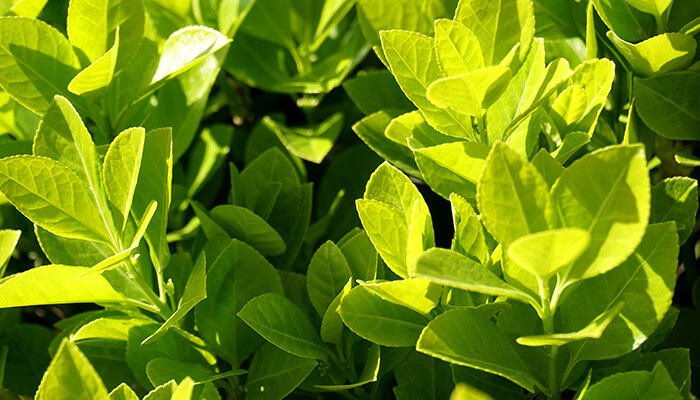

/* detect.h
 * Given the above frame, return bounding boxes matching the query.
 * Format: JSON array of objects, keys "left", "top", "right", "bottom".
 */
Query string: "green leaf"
[
  {"left": 551, "top": 84, "right": 588, "bottom": 126},
  {"left": 210, "top": 205, "right": 286, "bottom": 256},
  {"left": 594, "top": 348, "right": 691, "bottom": 397},
  {"left": 0, "top": 324, "right": 53, "bottom": 396},
  {"left": 559, "top": 59, "right": 615, "bottom": 135},
  {"left": 218, "top": 0, "right": 257, "bottom": 37},
  {"left": 427, "top": 66, "right": 512, "bottom": 116},
  {"left": 451, "top": 365, "right": 524, "bottom": 400},
  {"left": 339, "top": 285, "right": 427, "bottom": 347},
  {"left": 36, "top": 340, "right": 109, "bottom": 400},
  {"left": 142, "top": 378, "right": 195, "bottom": 400},
  {"left": 0, "top": 17, "right": 80, "bottom": 115},
  {"left": 142, "top": 381, "right": 177, "bottom": 400},
  {"left": 245, "top": 344, "right": 317, "bottom": 400},
  {"left": 68, "top": 28, "right": 120, "bottom": 96},
  {"left": 360, "top": 278, "right": 441, "bottom": 315},
  {"left": 66, "top": 0, "right": 144, "bottom": 66},
  {"left": 352, "top": 110, "right": 420, "bottom": 176},
  {"left": 433, "top": 19, "right": 484, "bottom": 76},
  {"left": 0, "top": 229, "right": 20, "bottom": 277},
  {"left": 0, "top": 265, "right": 131, "bottom": 308},
  {"left": 415, "top": 248, "right": 536, "bottom": 305},
  {"left": 633, "top": 72, "right": 700, "bottom": 141},
  {"left": 314, "top": 344, "right": 381, "bottom": 390},
  {"left": 623, "top": 0, "right": 673, "bottom": 19},
  {"left": 126, "top": 324, "right": 215, "bottom": 389},
  {"left": 357, "top": 162, "right": 433, "bottom": 278},
  {"left": 414, "top": 141, "right": 489, "bottom": 202},
  {"left": 393, "top": 353, "right": 453, "bottom": 400},
  {"left": 146, "top": 358, "right": 243, "bottom": 386},
  {"left": 132, "top": 128, "right": 172, "bottom": 265},
  {"left": 454, "top": 0, "right": 535, "bottom": 65},
  {"left": 530, "top": 148, "right": 563, "bottom": 188},
  {"left": 339, "top": 229, "right": 378, "bottom": 281},
  {"left": 380, "top": 30, "right": 473, "bottom": 138},
  {"left": 386, "top": 110, "right": 457, "bottom": 149},
  {"left": 33, "top": 96, "right": 115, "bottom": 242},
  {"left": 486, "top": 39, "right": 549, "bottom": 142},
  {"left": 516, "top": 302, "right": 623, "bottom": 346},
  {"left": 194, "top": 238, "right": 283, "bottom": 367},
  {"left": 562, "top": 222, "right": 678, "bottom": 362},
  {"left": 5, "top": 0, "right": 48, "bottom": 17},
  {"left": 150, "top": 26, "right": 231, "bottom": 85},
  {"left": 263, "top": 113, "right": 343, "bottom": 164},
  {"left": 607, "top": 31, "right": 697, "bottom": 76},
  {"left": 184, "top": 125, "right": 233, "bottom": 198},
  {"left": 343, "top": 70, "right": 413, "bottom": 115},
  {"left": 450, "top": 193, "right": 489, "bottom": 263},
  {"left": 592, "top": 0, "right": 654, "bottom": 42},
  {"left": 477, "top": 142, "right": 549, "bottom": 245},
  {"left": 142, "top": 252, "right": 207, "bottom": 345},
  {"left": 306, "top": 240, "right": 352, "bottom": 316},
  {"left": 0, "top": 155, "right": 111, "bottom": 243},
  {"left": 507, "top": 228, "right": 590, "bottom": 278},
  {"left": 320, "top": 278, "right": 352, "bottom": 347},
  {"left": 356, "top": 0, "right": 458, "bottom": 54},
  {"left": 579, "top": 363, "right": 681, "bottom": 400},
  {"left": 549, "top": 145, "right": 650, "bottom": 280},
  {"left": 109, "top": 383, "right": 139, "bottom": 400},
  {"left": 238, "top": 293, "right": 328, "bottom": 360},
  {"left": 103, "top": 127, "right": 145, "bottom": 232},
  {"left": 650, "top": 177, "right": 698, "bottom": 244},
  {"left": 416, "top": 308, "right": 539, "bottom": 391}
]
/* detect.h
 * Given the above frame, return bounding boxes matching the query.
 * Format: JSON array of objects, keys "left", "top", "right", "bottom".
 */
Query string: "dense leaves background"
[{"left": 0, "top": 0, "right": 698, "bottom": 399}]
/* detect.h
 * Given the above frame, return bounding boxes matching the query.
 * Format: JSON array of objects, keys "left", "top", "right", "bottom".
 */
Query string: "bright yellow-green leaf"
[
  {"left": 516, "top": 302, "right": 623, "bottom": 347},
  {"left": 0, "top": 265, "right": 130, "bottom": 308},
  {"left": 0, "top": 229, "right": 20, "bottom": 277},
  {"left": 380, "top": 30, "right": 474, "bottom": 139},
  {"left": 0, "top": 156, "right": 111, "bottom": 243},
  {"left": 608, "top": 31, "right": 697, "bottom": 76},
  {"left": 415, "top": 248, "right": 536, "bottom": 305},
  {"left": 549, "top": 145, "right": 650, "bottom": 280},
  {"left": 623, "top": 0, "right": 673, "bottom": 19},
  {"left": 360, "top": 278, "right": 441, "bottom": 315},
  {"left": 414, "top": 141, "right": 490, "bottom": 202},
  {"left": 416, "top": 308, "right": 540, "bottom": 392},
  {"left": 427, "top": 66, "right": 512, "bottom": 116},
  {"left": 68, "top": 28, "right": 120, "bottom": 96},
  {"left": 434, "top": 18, "right": 484, "bottom": 75},
  {"left": 562, "top": 223, "right": 677, "bottom": 361},
  {"left": 150, "top": 26, "right": 231, "bottom": 85},
  {"left": 454, "top": 0, "right": 535, "bottom": 65},
  {"left": 551, "top": 84, "right": 588, "bottom": 126},
  {"left": 507, "top": 228, "right": 590, "bottom": 278},
  {"left": 477, "top": 142, "right": 549, "bottom": 245},
  {"left": 66, "top": 0, "right": 144, "bottom": 66},
  {"left": 103, "top": 127, "right": 145, "bottom": 232},
  {"left": 0, "top": 17, "right": 80, "bottom": 115},
  {"left": 36, "top": 340, "right": 109, "bottom": 400},
  {"left": 357, "top": 162, "right": 433, "bottom": 278}
]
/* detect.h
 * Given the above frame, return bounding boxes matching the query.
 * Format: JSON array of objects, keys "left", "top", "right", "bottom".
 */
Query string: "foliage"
[{"left": 0, "top": 0, "right": 697, "bottom": 399}]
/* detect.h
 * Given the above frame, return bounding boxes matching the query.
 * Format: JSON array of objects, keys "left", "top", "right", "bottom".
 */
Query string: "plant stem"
[{"left": 540, "top": 278, "right": 561, "bottom": 400}]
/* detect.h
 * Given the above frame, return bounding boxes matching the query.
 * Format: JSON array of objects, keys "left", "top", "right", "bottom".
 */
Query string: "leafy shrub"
[{"left": 0, "top": 0, "right": 697, "bottom": 399}]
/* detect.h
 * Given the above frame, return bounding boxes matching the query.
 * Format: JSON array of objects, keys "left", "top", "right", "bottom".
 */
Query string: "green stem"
[
  {"left": 540, "top": 278, "right": 561, "bottom": 400},
  {"left": 125, "top": 258, "right": 170, "bottom": 320}
]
